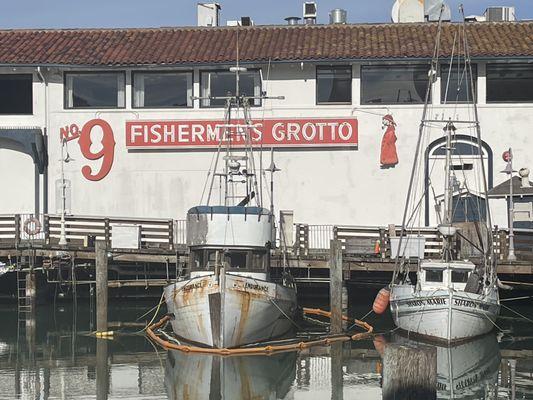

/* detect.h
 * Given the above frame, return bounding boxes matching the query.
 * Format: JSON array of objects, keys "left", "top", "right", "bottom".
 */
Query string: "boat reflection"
[
  {"left": 389, "top": 333, "right": 501, "bottom": 399},
  {"left": 165, "top": 350, "right": 297, "bottom": 400}
]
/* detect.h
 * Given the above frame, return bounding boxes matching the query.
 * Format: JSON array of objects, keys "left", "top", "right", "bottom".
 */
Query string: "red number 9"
[{"left": 78, "top": 119, "right": 116, "bottom": 181}]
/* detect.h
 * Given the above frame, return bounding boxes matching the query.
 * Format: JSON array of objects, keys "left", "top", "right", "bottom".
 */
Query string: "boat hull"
[
  {"left": 164, "top": 273, "right": 297, "bottom": 348},
  {"left": 390, "top": 285, "right": 500, "bottom": 343}
]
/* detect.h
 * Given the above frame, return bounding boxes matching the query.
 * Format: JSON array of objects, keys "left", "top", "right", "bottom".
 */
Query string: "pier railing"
[
  {"left": 0, "top": 214, "right": 186, "bottom": 250},
  {"left": 2, "top": 213, "right": 533, "bottom": 262},
  {"left": 292, "top": 223, "right": 533, "bottom": 262}
]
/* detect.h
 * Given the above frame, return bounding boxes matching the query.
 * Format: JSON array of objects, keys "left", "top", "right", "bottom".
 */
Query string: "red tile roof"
[{"left": 0, "top": 22, "right": 531, "bottom": 66}]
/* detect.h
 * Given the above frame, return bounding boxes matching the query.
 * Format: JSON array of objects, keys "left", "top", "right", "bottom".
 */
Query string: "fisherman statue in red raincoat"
[{"left": 380, "top": 114, "right": 398, "bottom": 168}]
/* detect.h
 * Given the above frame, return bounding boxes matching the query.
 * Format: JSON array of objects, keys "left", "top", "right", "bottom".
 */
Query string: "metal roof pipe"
[{"left": 329, "top": 9, "right": 347, "bottom": 24}]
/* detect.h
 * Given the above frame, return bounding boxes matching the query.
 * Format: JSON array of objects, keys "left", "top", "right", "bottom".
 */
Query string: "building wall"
[{"left": 0, "top": 62, "right": 531, "bottom": 227}]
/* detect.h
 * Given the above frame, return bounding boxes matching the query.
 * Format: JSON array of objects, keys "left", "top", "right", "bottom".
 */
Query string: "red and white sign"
[{"left": 125, "top": 118, "right": 358, "bottom": 149}]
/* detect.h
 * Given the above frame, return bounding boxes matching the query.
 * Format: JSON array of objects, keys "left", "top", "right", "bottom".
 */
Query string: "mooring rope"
[{"left": 501, "top": 303, "right": 533, "bottom": 325}]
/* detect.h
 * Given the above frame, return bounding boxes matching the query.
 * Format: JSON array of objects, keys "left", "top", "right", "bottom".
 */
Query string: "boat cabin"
[
  {"left": 418, "top": 260, "right": 475, "bottom": 291},
  {"left": 186, "top": 206, "right": 273, "bottom": 279}
]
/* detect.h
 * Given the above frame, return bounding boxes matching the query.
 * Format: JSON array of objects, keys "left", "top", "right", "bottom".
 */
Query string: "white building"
[{"left": 0, "top": 18, "right": 532, "bottom": 228}]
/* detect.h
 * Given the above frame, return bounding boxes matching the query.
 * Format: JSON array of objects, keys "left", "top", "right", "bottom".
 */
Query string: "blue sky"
[{"left": 1, "top": 0, "right": 531, "bottom": 29}]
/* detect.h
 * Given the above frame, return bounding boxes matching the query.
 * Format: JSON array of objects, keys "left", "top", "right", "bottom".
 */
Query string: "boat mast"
[
  {"left": 460, "top": 5, "right": 496, "bottom": 284},
  {"left": 442, "top": 120, "right": 456, "bottom": 261},
  {"left": 392, "top": 6, "right": 445, "bottom": 283}
]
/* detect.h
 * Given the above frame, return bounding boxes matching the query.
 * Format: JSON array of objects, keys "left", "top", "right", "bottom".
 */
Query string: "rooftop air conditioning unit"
[
  {"left": 484, "top": 6, "right": 516, "bottom": 22},
  {"left": 197, "top": 3, "right": 221, "bottom": 27},
  {"left": 303, "top": 2, "right": 317, "bottom": 24}
]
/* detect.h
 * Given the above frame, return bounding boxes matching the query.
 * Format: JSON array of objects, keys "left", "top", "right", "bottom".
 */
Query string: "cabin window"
[
  {"left": 226, "top": 251, "right": 247, "bottom": 269},
  {"left": 440, "top": 64, "right": 477, "bottom": 103},
  {"left": 425, "top": 269, "right": 443, "bottom": 282},
  {"left": 316, "top": 66, "right": 352, "bottom": 104},
  {"left": 486, "top": 64, "right": 533, "bottom": 103},
  {"left": 249, "top": 251, "right": 267, "bottom": 270},
  {"left": 200, "top": 69, "right": 261, "bottom": 107},
  {"left": 65, "top": 72, "right": 125, "bottom": 109},
  {"left": 451, "top": 270, "right": 469, "bottom": 283},
  {"left": 0, "top": 74, "right": 32, "bottom": 114},
  {"left": 361, "top": 65, "right": 429, "bottom": 105},
  {"left": 133, "top": 71, "right": 193, "bottom": 108},
  {"left": 191, "top": 249, "right": 205, "bottom": 270}
]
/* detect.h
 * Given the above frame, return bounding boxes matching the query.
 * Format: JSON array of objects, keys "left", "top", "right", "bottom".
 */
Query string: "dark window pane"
[
  {"left": 441, "top": 64, "right": 477, "bottom": 103},
  {"left": 487, "top": 64, "right": 533, "bottom": 103},
  {"left": 201, "top": 70, "right": 261, "bottom": 107},
  {"left": 250, "top": 251, "right": 266, "bottom": 270},
  {"left": 134, "top": 72, "right": 192, "bottom": 107},
  {"left": 426, "top": 269, "right": 443, "bottom": 282},
  {"left": 361, "top": 65, "right": 429, "bottom": 105},
  {"left": 452, "top": 194, "right": 486, "bottom": 223},
  {"left": 66, "top": 73, "right": 124, "bottom": 108},
  {"left": 0, "top": 74, "right": 32, "bottom": 114},
  {"left": 451, "top": 270, "right": 469, "bottom": 283},
  {"left": 226, "top": 251, "right": 247, "bottom": 269},
  {"left": 316, "top": 66, "right": 352, "bottom": 103}
]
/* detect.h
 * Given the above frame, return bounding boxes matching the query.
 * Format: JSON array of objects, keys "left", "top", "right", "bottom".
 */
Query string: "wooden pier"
[{"left": 1, "top": 212, "right": 533, "bottom": 305}]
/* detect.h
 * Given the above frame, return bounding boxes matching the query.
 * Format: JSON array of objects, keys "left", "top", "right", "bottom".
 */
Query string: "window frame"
[
  {"left": 315, "top": 65, "right": 353, "bottom": 105},
  {"left": 425, "top": 269, "right": 444, "bottom": 283},
  {"left": 0, "top": 73, "right": 33, "bottom": 115},
  {"left": 131, "top": 70, "right": 194, "bottom": 109},
  {"left": 440, "top": 63, "right": 478, "bottom": 104},
  {"left": 486, "top": 63, "right": 533, "bottom": 104},
  {"left": 360, "top": 64, "right": 431, "bottom": 105},
  {"left": 199, "top": 68, "right": 262, "bottom": 108},
  {"left": 63, "top": 71, "right": 126, "bottom": 110}
]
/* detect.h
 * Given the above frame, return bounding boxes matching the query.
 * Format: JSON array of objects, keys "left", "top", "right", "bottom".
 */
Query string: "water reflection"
[
  {"left": 164, "top": 351, "right": 296, "bottom": 400},
  {"left": 0, "top": 302, "right": 532, "bottom": 399},
  {"left": 388, "top": 333, "right": 501, "bottom": 399}
]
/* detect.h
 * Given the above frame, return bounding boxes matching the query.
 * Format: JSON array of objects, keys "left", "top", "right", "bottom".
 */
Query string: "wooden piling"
[
  {"left": 96, "top": 241, "right": 108, "bottom": 334},
  {"left": 382, "top": 344, "right": 437, "bottom": 400},
  {"left": 330, "top": 342, "right": 344, "bottom": 400},
  {"left": 96, "top": 338, "right": 109, "bottom": 400},
  {"left": 329, "top": 239, "right": 343, "bottom": 334}
]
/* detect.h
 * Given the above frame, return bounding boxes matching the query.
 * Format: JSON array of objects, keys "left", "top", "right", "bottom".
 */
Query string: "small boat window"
[
  {"left": 226, "top": 251, "right": 248, "bottom": 269},
  {"left": 425, "top": 269, "right": 443, "bottom": 282},
  {"left": 451, "top": 270, "right": 469, "bottom": 283},
  {"left": 250, "top": 251, "right": 266, "bottom": 270}
]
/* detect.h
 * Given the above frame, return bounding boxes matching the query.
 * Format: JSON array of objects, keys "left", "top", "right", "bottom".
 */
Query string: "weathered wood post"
[
  {"left": 96, "top": 338, "right": 109, "bottom": 400},
  {"left": 382, "top": 344, "right": 437, "bottom": 400},
  {"left": 329, "top": 239, "right": 343, "bottom": 334},
  {"left": 330, "top": 342, "right": 344, "bottom": 400},
  {"left": 95, "top": 241, "right": 108, "bottom": 334}
]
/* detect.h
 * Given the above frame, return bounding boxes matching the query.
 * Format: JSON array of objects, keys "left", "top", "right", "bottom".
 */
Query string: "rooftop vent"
[
  {"left": 197, "top": 3, "right": 221, "bottom": 27},
  {"left": 329, "top": 9, "right": 347, "bottom": 24},
  {"left": 484, "top": 6, "right": 516, "bottom": 21},
  {"left": 303, "top": 2, "right": 317, "bottom": 25},
  {"left": 424, "top": 0, "right": 451, "bottom": 22},
  {"left": 391, "top": 0, "right": 424, "bottom": 23},
  {"left": 285, "top": 16, "right": 301, "bottom": 25}
]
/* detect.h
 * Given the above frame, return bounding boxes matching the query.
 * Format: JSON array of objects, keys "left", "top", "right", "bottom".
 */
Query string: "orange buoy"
[
  {"left": 372, "top": 287, "right": 390, "bottom": 314},
  {"left": 374, "top": 239, "right": 381, "bottom": 254}
]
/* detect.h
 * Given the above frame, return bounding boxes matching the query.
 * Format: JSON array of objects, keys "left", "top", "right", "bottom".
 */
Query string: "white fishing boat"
[
  {"left": 163, "top": 61, "right": 297, "bottom": 348},
  {"left": 388, "top": 8, "right": 500, "bottom": 343}
]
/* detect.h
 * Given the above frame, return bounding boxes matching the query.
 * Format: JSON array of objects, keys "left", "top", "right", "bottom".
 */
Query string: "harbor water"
[{"left": 1, "top": 297, "right": 533, "bottom": 399}]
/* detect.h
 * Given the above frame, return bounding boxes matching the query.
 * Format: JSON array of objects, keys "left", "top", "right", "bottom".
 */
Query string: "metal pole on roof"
[{"left": 502, "top": 148, "right": 516, "bottom": 261}]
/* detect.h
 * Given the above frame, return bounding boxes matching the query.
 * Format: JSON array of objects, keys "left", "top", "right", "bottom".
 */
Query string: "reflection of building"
[{"left": 0, "top": 15, "right": 532, "bottom": 228}]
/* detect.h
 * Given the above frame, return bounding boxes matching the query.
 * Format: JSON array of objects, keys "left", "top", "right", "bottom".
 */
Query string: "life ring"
[{"left": 23, "top": 217, "right": 41, "bottom": 236}]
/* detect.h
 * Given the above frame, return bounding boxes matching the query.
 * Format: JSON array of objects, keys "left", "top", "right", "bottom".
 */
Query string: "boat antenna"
[{"left": 392, "top": 4, "right": 445, "bottom": 284}]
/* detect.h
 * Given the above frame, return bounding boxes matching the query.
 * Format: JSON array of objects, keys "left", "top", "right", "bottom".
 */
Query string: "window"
[
  {"left": 226, "top": 251, "right": 247, "bottom": 269},
  {"left": 452, "top": 194, "right": 486, "bottom": 223},
  {"left": 65, "top": 72, "right": 125, "bottom": 109},
  {"left": 441, "top": 64, "right": 477, "bottom": 103},
  {"left": 250, "top": 251, "right": 266, "bottom": 270},
  {"left": 425, "top": 269, "right": 443, "bottom": 282},
  {"left": 0, "top": 74, "right": 32, "bottom": 114},
  {"left": 361, "top": 65, "right": 430, "bottom": 105},
  {"left": 200, "top": 70, "right": 261, "bottom": 107},
  {"left": 316, "top": 66, "right": 352, "bottom": 104},
  {"left": 133, "top": 71, "right": 192, "bottom": 108},
  {"left": 451, "top": 270, "right": 469, "bottom": 283},
  {"left": 487, "top": 64, "right": 533, "bottom": 103}
]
